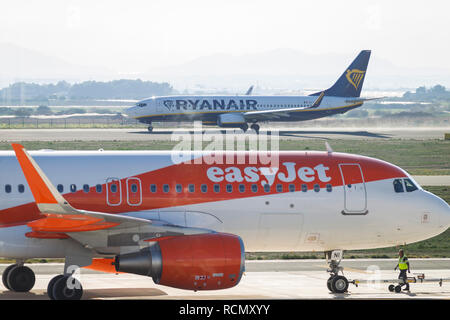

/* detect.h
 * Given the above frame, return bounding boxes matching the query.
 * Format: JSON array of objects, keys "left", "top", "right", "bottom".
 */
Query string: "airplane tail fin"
[{"left": 310, "top": 50, "right": 371, "bottom": 98}]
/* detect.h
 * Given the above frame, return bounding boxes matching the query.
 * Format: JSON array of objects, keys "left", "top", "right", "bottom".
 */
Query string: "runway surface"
[
  {"left": 1, "top": 259, "right": 449, "bottom": 300},
  {"left": 0, "top": 127, "right": 449, "bottom": 141}
]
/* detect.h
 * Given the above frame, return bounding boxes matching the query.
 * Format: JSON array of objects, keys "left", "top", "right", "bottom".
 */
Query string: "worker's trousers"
[{"left": 398, "top": 269, "right": 409, "bottom": 290}]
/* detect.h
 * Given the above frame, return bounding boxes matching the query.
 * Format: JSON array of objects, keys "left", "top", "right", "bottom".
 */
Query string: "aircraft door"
[
  {"left": 106, "top": 178, "right": 122, "bottom": 206},
  {"left": 338, "top": 164, "right": 368, "bottom": 214},
  {"left": 126, "top": 177, "right": 142, "bottom": 206}
]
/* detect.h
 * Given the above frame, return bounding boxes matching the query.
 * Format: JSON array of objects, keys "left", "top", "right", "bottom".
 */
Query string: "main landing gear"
[
  {"left": 325, "top": 250, "right": 349, "bottom": 294},
  {"left": 239, "top": 123, "right": 260, "bottom": 134},
  {"left": 47, "top": 274, "right": 83, "bottom": 300},
  {"left": 250, "top": 123, "right": 260, "bottom": 134},
  {"left": 2, "top": 262, "right": 36, "bottom": 292}
]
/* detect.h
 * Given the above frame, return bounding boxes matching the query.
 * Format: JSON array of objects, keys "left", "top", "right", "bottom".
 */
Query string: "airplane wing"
[
  {"left": 345, "top": 96, "right": 385, "bottom": 104},
  {"left": 243, "top": 91, "right": 326, "bottom": 121},
  {"left": 11, "top": 144, "right": 210, "bottom": 250}
]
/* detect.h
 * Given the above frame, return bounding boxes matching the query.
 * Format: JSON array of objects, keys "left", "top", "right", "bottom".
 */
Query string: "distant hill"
[
  {"left": 145, "top": 49, "right": 450, "bottom": 91},
  {"left": 0, "top": 79, "right": 174, "bottom": 102},
  {"left": 0, "top": 43, "right": 113, "bottom": 86}
]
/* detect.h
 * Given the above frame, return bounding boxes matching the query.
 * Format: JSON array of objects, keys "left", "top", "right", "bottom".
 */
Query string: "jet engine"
[
  {"left": 217, "top": 113, "right": 246, "bottom": 128},
  {"left": 114, "top": 233, "right": 245, "bottom": 291}
]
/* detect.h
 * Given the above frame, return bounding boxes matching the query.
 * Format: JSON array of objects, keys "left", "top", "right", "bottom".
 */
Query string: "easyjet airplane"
[
  {"left": 125, "top": 50, "right": 377, "bottom": 133},
  {"left": 0, "top": 144, "right": 449, "bottom": 299}
]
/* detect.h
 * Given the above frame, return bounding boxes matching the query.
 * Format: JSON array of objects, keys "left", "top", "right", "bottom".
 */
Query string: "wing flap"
[{"left": 27, "top": 215, "right": 120, "bottom": 233}]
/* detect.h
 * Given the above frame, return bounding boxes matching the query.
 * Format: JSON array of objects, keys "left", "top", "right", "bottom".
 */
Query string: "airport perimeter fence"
[
  {"left": 0, "top": 115, "right": 449, "bottom": 129},
  {"left": 0, "top": 116, "right": 147, "bottom": 129}
]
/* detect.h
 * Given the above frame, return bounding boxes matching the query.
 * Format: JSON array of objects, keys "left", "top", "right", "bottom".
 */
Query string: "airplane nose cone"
[
  {"left": 124, "top": 106, "right": 137, "bottom": 118},
  {"left": 439, "top": 201, "right": 450, "bottom": 228},
  {"left": 432, "top": 193, "right": 450, "bottom": 229}
]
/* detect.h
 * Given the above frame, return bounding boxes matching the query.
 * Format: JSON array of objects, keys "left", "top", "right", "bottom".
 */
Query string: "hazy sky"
[{"left": 1, "top": 0, "right": 449, "bottom": 74}]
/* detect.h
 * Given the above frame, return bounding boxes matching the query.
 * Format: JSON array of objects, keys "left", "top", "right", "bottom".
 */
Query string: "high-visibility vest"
[{"left": 399, "top": 256, "right": 408, "bottom": 270}]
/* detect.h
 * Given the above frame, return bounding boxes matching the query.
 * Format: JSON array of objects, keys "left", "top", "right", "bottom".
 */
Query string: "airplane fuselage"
[
  {"left": 126, "top": 95, "right": 362, "bottom": 124},
  {"left": 0, "top": 150, "right": 448, "bottom": 260}
]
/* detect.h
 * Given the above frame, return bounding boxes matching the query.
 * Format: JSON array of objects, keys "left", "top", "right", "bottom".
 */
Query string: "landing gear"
[
  {"left": 2, "top": 263, "right": 35, "bottom": 292},
  {"left": 325, "top": 250, "right": 349, "bottom": 294},
  {"left": 48, "top": 274, "right": 83, "bottom": 300},
  {"left": 240, "top": 123, "right": 249, "bottom": 132},
  {"left": 250, "top": 123, "right": 260, "bottom": 134},
  {"left": 147, "top": 125, "right": 153, "bottom": 132}
]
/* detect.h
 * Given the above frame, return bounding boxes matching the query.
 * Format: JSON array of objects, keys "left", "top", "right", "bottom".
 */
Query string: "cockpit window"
[
  {"left": 136, "top": 103, "right": 147, "bottom": 107},
  {"left": 393, "top": 179, "right": 404, "bottom": 193},
  {"left": 404, "top": 179, "right": 418, "bottom": 192}
]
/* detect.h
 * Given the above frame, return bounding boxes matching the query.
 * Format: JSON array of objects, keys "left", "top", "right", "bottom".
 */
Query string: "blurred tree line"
[
  {"left": 402, "top": 84, "right": 450, "bottom": 101},
  {"left": 0, "top": 79, "right": 174, "bottom": 102}
]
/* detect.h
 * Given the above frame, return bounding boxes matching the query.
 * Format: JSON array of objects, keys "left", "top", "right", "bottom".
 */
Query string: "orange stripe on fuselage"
[{"left": 0, "top": 151, "right": 407, "bottom": 226}]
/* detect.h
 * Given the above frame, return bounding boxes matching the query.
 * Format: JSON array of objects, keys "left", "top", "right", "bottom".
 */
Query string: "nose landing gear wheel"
[
  {"left": 327, "top": 277, "right": 333, "bottom": 292},
  {"left": 147, "top": 126, "right": 153, "bottom": 132},
  {"left": 6, "top": 266, "right": 35, "bottom": 292},
  {"left": 330, "top": 275, "right": 349, "bottom": 294}
]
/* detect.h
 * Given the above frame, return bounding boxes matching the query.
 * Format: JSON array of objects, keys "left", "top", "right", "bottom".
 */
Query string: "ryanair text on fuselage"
[{"left": 164, "top": 99, "right": 258, "bottom": 111}]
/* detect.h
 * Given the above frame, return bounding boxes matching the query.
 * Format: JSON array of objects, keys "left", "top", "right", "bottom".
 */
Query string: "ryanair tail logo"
[{"left": 345, "top": 69, "right": 365, "bottom": 90}]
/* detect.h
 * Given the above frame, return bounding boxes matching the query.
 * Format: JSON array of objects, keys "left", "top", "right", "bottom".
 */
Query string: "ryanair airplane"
[{"left": 126, "top": 50, "right": 374, "bottom": 133}]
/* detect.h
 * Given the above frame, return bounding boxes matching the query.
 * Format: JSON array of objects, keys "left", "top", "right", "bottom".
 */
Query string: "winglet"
[
  {"left": 310, "top": 91, "right": 325, "bottom": 109},
  {"left": 245, "top": 85, "right": 254, "bottom": 95},
  {"left": 325, "top": 141, "right": 333, "bottom": 154},
  {"left": 12, "top": 143, "right": 75, "bottom": 214}
]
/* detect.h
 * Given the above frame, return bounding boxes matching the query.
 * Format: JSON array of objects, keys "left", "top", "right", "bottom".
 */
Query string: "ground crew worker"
[{"left": 394, "top": 249, "right": 411, "bottom": 291}]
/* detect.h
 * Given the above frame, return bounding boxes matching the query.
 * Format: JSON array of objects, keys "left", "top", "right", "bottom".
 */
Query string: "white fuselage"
[{"left": 0, "top": 150, "right": 448, "bottom": 259}]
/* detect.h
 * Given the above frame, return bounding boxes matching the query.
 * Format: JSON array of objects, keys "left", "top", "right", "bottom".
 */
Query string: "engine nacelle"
[
  {"left": 114, "top": 233, "right": 245, "bottom": 291},
  {"left": 217, "top": 113, "right": 246, "bottom": 128}
]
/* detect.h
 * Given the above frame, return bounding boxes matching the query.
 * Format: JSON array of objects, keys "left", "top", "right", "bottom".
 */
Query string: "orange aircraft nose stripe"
[{"left": 11, "top": 143, "right": 58, "bottom": 204}]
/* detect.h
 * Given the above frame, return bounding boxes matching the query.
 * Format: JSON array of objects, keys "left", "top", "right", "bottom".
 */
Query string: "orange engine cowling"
[{"left": 114, "top": 233, "right": 245, "bottom": 291}]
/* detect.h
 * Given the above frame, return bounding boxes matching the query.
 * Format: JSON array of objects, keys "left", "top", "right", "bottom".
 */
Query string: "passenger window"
[
  {"left": 301, "top": 184, "right": 307, "bottom": 192},
  {"left": 393, "top": 179, "right": 404, "bottom": 193},
  {"left": 264, "top": 184, "right": 270, "bottom": 193},
  {"left": 188, "top": 184, "right": 195, "bottom": 193},
  {"left": 83, "top": 184, "right": 90, "bottom": 193},
  {"left": 289, "top": 184, "right": 295, "bottom": 192},
  {"left": 239, "top": 184, "right": 245, "bottom": 193},
  {"left": 326, "top": 184, "right": 332, "bottom": 192},
  {"left": 276, "top": 184, "right": 283, "bottom": 193},
  {"left": 201, "top": 184, "right": 208, "bottom": 193},
  {"left": 404, "top": 179, "right": 418, "bottom": 192},
  {"left": 163, "top": 184, "right": 170, "bottom": 193},
  {"left": 70, "top": 184, "right": 77, "bottom": 193},
  {"left": 251, "top": 184, "right": 258, "bottom": 193},
  {"left": 110, "top": 184, "right": 117, "bottom": 193},
  {"left": 150, "top": 184, "right": 157, "bottom": 193},
  {"left": 176, "top": 184, "right": 182, "bottom": 193},
  {"left": 96, "top": 184, "right": 103, "bottom": 193},
  {"left": 18, "top": 184, "right": 25, "bottom": 193},
  {"left": 57, "top": 184, "right": 64, "bottom": 193},
  {"left": 226, "top": 184, "right": 232, "bottom": 193},
  {"left": 213, "top": 184, "right": 220, "bottom": 193},
  {"left": 5, "top": 185, "right": 11, "bottom": 193},
  {"left": 314, "top": 184, "right": 320, "bottom": 192}
]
